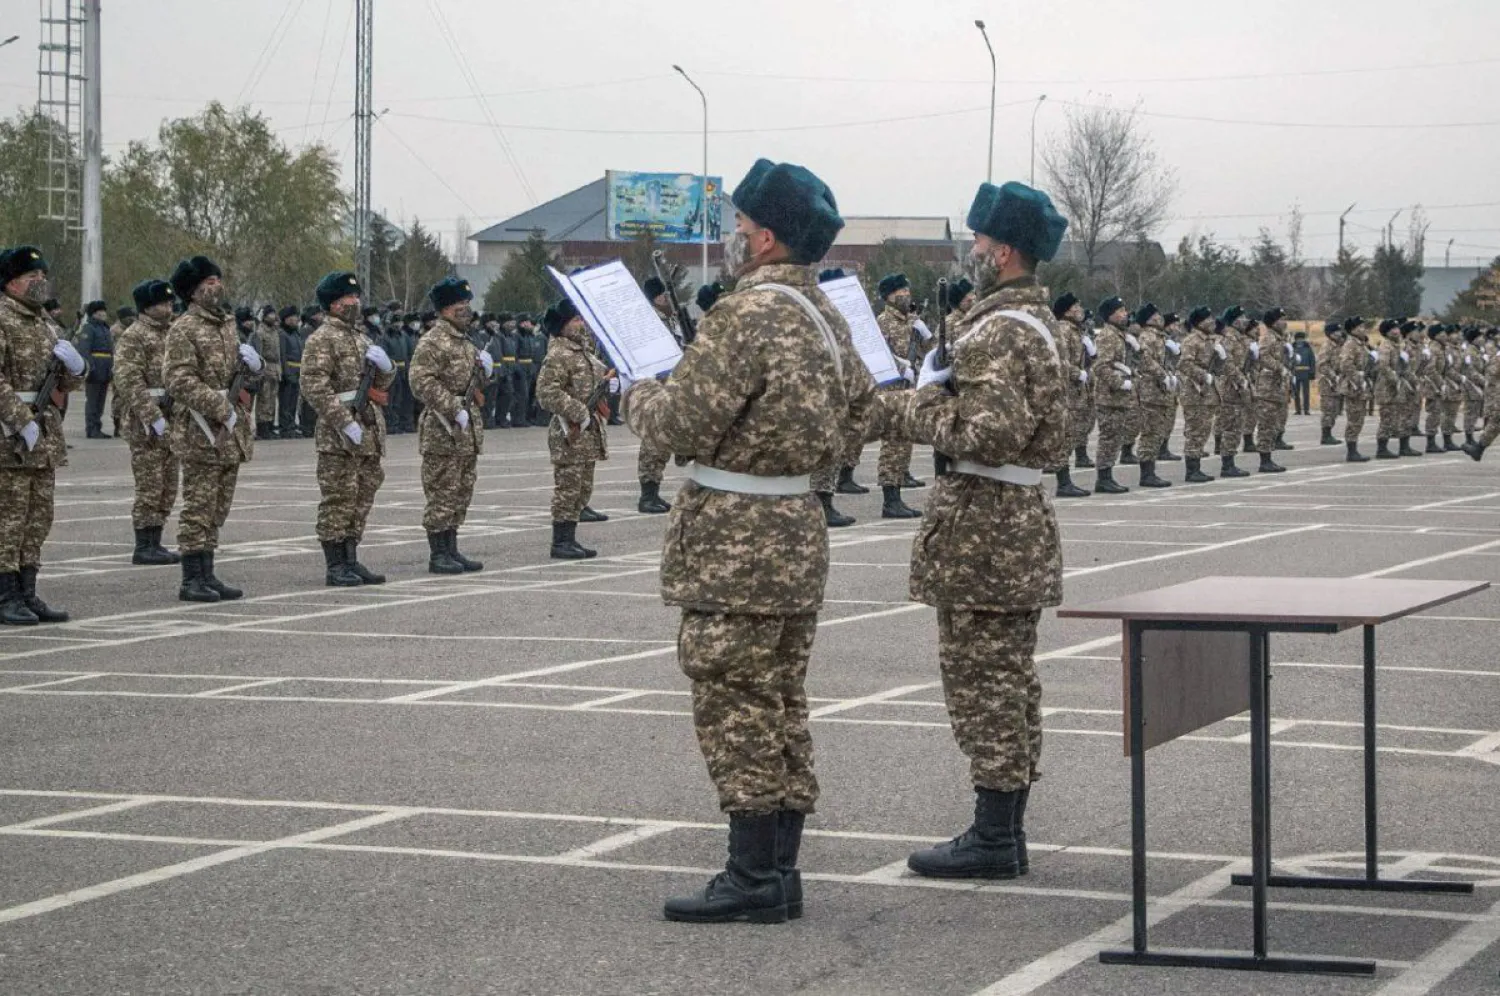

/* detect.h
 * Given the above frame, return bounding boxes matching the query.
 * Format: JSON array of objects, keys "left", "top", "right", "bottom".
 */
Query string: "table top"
[{"left": 1057, "top": 576, "right": 1489, "bottom": 629}]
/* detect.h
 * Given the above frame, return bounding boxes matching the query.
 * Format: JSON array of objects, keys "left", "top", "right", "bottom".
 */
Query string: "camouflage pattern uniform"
[
  {"left": 1461, "top": 337, "right": 1485, "bottom": 434},
  {"left": 1051, "top": 316, "right": 1084, "bottom": 472},
  {"left": 1062, "top": 317, "right": 1095, "bottom": 456},
  {"left": 1317, "top": 336, "right": 1343, "bottom": 434},
  {"left": 1252, "top": 323, "right": 1289, "bottom": 453},
  {"left": 907, "top": 277, "right": 1068, "bottom": 792},
  {"left": 111, "top": 310, "right": 179, "bottom": 529},
  {"left": 1374, "top": 334, "right": 1403, "bottom": 444},
  {"left": 1091, "top": 323, "right": 1138, "bottom": 469},
  {"left": 1478, "top": 349, "right": 1500, "bottom": 447},
  {"left": 1399, "top": 335, "right": 1421, "bottom": 440},
  {"left": 1442, "top": 334, "right": 1464, "bottom": 436},
  {"left": 1337, "top": 331, "right": 1373, "bottom": 443},
  {"left": 626, "top": 262, "right": 874, "bottom": 814},
  {"left": 1135, "top": 324, "right": 1177, "bottom": 458},
  {"left": 1218, "top": 326, "right": 1250, "bottom": 449},
  {"left": 163, "top": 302, "right": 257, "bottom": 552},
  {"left": 254, "top": 317, "right": 281, "bottom": 431},
  {"left": 1178, "top": 324, "right": 1221, "bottom": 458},
  {"left": 408, "top": 317, "right": 485, "bottom": 532},
  {"left": 637, "top": 308, "right": 678, "bottom": 485},
  {"left": 0, "top": 294, "right": 83, "bottom": 574},
  {"left": 537, "top": 322, "right": 608, "bottom": 522},
  {"left": 300, "top": 315, "right": 395, "bottom": 542},
  {"left": 873, "top": 303, "right": 916, "bottom": 485}
]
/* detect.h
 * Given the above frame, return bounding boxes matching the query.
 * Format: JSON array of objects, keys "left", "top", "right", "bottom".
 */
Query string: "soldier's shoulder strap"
[
  {"left": 957, "top": 308, "right": 1059, "bottom": 362},
  {"left": 750, "top": 283, "right": 843, "bottom": 381}
]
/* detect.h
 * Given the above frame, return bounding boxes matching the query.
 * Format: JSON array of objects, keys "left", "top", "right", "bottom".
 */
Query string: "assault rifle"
[
  {"left": 931, "top": 279, "right": 953, "bottom": 478},
  {"left": 341, "top": 360, "right": 389, "bottom": 449},
  {"left": 11, "top": 358, "right": 67, "bottom": 460},
  {"left": 569, "top": 367, "right": 617, "bottom": 443},
  {"left": 214, "top": 361, "right": 255, "bottom": 449},
  {"left": 651, "top": 251, "right": 696, "bottom": 346}
]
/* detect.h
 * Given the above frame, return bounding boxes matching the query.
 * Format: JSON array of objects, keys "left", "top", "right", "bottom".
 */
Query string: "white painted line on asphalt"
[
  {"left": 1457, "top": 731, "right": 1500, "bottom": 758},
  {"left": 552, "top": 823, "right": 679, "bottom": 860},
  {"left": 1063, "top": 523, "right": 1326, "bottom": 579},
  {"left": 810, "top": 683, "right": 938, "bottom": 718},
  {"left": 0, "top": 797, "right": 154, "bottom": 830},
  {"left": 229, "top": 629, "right": 676, "bottom": 645},
  {"left": 1371, "top": 896, "right": 1500, "bottom": 996},
  {"left": 0, "top": 673, "right": 103, "bottom": 692},
  {"left": 1406, "top": 491, "right": 1500, "bottom": 512},
  {"left": 192, "top": 678, "right": 288, "bottom": 697},
  {"left": 1357, "top": 537, "right": 1500, "bottom": 577},
  {"left": 569, "top": 690, "right": 657, "bottom": 710}
]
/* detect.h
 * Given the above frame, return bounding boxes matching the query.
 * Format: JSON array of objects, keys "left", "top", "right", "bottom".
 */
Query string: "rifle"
[
  {"left": 569, "top": 367, "right": 616, "bottom": 443},
  {"left": 214, "top": 361, "right": 255, "bottom": 449},
  {"left": 341, "top": 360, "right": 389, "bottom": 448},
  {"left": 11, "top": 359, "right": 67, "bottom": 460},
  {"left": 651, "top": 250, "right": 697, "bottom": 346},
  {"left": 931, "top": 279, "right": 953, "bottom": 478}
]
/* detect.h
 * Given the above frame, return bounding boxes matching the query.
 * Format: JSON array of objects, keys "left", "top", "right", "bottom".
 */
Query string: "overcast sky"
[{"left": 3, "top": 0, "right": 1498, "bottom": 267}]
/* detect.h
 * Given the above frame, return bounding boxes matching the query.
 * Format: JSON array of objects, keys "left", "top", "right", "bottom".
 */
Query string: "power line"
[
  {"left": 237, "top": 0, "right": 310, "bottom": 105},
  {"left": 1052, "top": 97, "right": 1500, "bottom": 131},
  {"left": 318, "top": 0, "right": 355, "bottom": 142},
  {"left": 376, "top": 116, "right": 478, "bottom": 216},
  {"left": 301, "top": 0, "right": 336, "bottom": 138}
]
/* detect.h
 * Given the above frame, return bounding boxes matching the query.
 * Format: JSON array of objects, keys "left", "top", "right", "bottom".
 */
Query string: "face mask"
[
  {"left": 407, "top": 322, "right": 419, "bottom": 332},
  {"left": 197, "top": 283, "right": 227, "bottom": 311},
  {"left": 450, "top": 305, "right": 474, "bottom": 329},
  {"left": 368, "top": 315, "right": 381, "bottom": 328},
  {"left": 17, "top": 276, "right": 50, "bottom": 305},
  {"left": 966, "top": 248, "right": 999, "bottom": 292},
  {"left": 333, "top": 301, "right": 362, "bottom": 326},
  {"left": 722, "top": 231, "right": 751, "bottom": 275}
]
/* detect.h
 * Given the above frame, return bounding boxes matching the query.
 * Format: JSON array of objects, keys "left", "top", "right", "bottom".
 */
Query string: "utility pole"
[
  {"left": 353, "top": 0, "right": 373, "bottom": 291},
  {"left": 80, "top": 0, "right": 101, "bottom": 303},
  {"left": 1445, "top": 238, "right": 1454, "bottom": 268},
  {"left": 975, "top": 21, "right": 995, "bottom": 183},
  {"left": 1029, "top": 94, "right": 1046, "bottom": 187},
  {"left": 1338, "top": 203, "right": 1355, "bottom": 256},
  {"left": 673, "top": 65, "right": 710, "bottom": 286}
]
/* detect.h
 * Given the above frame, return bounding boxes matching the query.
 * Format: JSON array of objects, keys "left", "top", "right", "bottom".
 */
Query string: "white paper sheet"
[
  {"left": 547, "top": 263, "right": 682, "bottom": 380},
  {"left": 817, "top": 276, "right": 902, "bottom": 385}
]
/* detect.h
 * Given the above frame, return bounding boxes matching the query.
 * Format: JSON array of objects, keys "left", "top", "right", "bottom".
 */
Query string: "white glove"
[
  {"left": 1166, "top": 375, "right": 1179, "bottom": 391},
  {"left": 1400, "top": 350, "right": 1409, "bottom": 363},
  {"left": 1165, "top": 339, "right": 1181, "bottom": 355},
  {"left": 1422, "top": 348, "right": 1431, "bottom": 359},
  {"left": 916, "top": 349, "right": 952, "bottom": 389},
  {"left": 1078, "top": 370, "right": 1089, "bottom": 384},
  {"left": 150, "top": 417, "right": 168, "bottom": 438},
  {"left": 608, "top": 376, "right": 620, "bottom": 392},
  {"left": 1466, "top": 356, "right": 1474, "bottom": 366},
  {"left": 19, "top": 420, "right": 40, "bottom": 451},
  {"left": 897, "top": 358, "right": 914, "bottom": 381},
  {"left": 1212, "top": 343, "right": 1227, "bottom": 360},
  {"left": 225, "top": 409, "right": 237, "bottom": 432},
  {"left": 477, "top": 350, "right": 494, "bottom": 377},
  {"left": 1120, "top": 379, "right": 1134, "bottom": 392},
  {"left": 455, "top": 409, "right": 470, "bottom": 430},
  {"left": 1205, "top": 373, "right": 1215, "bottom": 387},
  {"left": 238, "top": 343, "right": 263, "bottom": 372},
  {"left": 365, "top": 344, "right": 393, "bottom": 373},
  {"left": 1081, "top": 336, "right": 1097, "bottom": 357},
  {"left": 342, "top": 421, "right": 364, "bottom": 446},
  {"left": 1284, "top": 343, "right": 1293, "bottom": 358},
  {"left": 1248, "top": 342, "right": 1260, "bottom": 359},
  {"left": 52, "top": 340, "right": 85, "bottom": 375},
  {"left": 1369, "top": 349, "right": 1379, "bottom": 362}
]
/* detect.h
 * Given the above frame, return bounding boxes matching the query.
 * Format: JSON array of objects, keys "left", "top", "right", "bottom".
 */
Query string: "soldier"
[
  {"left": 1461, "top": 331, "right": 1500, "bottom": 460},
  {"left": 110, "top": 306, "right": 135, "bottom": 344},
  {"left": 0, "top": 245, "right": 85, "bottom": 624},
  {"left": 1336, "top": 318, "right": 1374, "bottom": 462},
  {"left": 625, "top": 157, "right": 871, "bottom": 924},
  {"left": 1250, "top": 309, "right": 1290, "bottom": 473},
  {"left": 112, "top": 279, "right": 181, "bottom": 566},
  {"left": 76, "top": 299, "right": 113, "bottom": 438},
  {"left": 254, "top": 304, "right": 281, "bottom": 439},
  {"left": 537, "top": 299, "right": 609, "bottom": 559},
  {"left": 479, "top": 314, "right": 504, "bottom": 428},
  {"left": 1317, "top": 320, "right": 1347, "bottom": 444},
  {"left": 1156, "top": 313, "right": 1184, "bottom": 461},
  {"left": 301, "top": 272, "right": 396, "bottom": 586},
  {"left": 233, "top": 306, "right": 256, "bottom": 344},
  {"left": 1049, "top": 292, "right": 1089, "bottom": 498},
  {"left": 1397, "top": 320, "right": 1424, "bottom": 457},
  {"left": 163, "top": 255, "right": 261, "bottom": 602},
  {"left": 518, "top": 314, "right": 548, "bottom": 426},
  {"left": 1132, "top": 303, "right": 1175, "bottom": 488},
  {"left": 636, "top": 276, "right": 677, "bottom": 514},
  {"left": 876, "top": 274, "right": 924, "bottom": 498},
  {"left": 1056, "top": 297, "right": 1097, "bottom": 470},
  {"left": 1177, "top": 306, "right": 1222, "bottom": 483},
  {"left": 1372, "top": 319, "right": 1405, "bottom": 459},
  {"left": 1090, "top": 296, "right": 1137, "bottom": 493},
  {"left": 277, "top": 307, "right": 304, "bottom": 438},
  {"left": 1440, "top": 324, "right": 1465, "bottom": 451},
  {"left": 903, "top": 180, "right": 1068, "bottom": 881},
  {"left": 298, "top": 307, "right": 322, "bottom": 435},
  {"left": 409, "top": 277, "right": 487, "bottom": 574},
  {"left": 1291, "top": 328, "right": 1315, "bottom": 417},
  {"left": 494, "top": 313, "right": 522, "bottom": 428},
  {"left": 1461, "top": 325, "right": 1486, "bottom": 446}
]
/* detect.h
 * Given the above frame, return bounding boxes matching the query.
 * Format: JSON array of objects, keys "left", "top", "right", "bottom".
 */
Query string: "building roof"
[
  {"left": 834, "top": 217, "right": 953, "bottom": 246},
  {"left": 471, "top": 179, "right": 608, "bottom": 244}
]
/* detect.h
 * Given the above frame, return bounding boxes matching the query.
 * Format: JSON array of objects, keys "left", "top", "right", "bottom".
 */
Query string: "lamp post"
[
  {"left": 673, "top": 64, "right": 710, "bottom": 286},
  {"left": 975, "top": 20, "right": 996, "bottom": 182},
  {"left": 1030, "top": 94, "right": 1047, "bottom": 186}
]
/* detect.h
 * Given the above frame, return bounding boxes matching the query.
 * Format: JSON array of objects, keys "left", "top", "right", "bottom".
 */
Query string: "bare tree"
[{"left": 1041, "top": 101, "right": 1176, "bottom": 273}]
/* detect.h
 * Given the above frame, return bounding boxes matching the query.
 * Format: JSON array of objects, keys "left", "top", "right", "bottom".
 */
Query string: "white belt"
[
  {"left": 337, "top": 390, "right": 359, "bottom": 404},
  {"left": 951, "top": 460, "right": 1044, "bottom": 486},
  {"left": 688, "top": 462, "right": 811, "bottom": 496},
  {"left": 15, "top": 391, "right": 37, "bottom": 404},
  {"left": 147, "top": 388, "right": 165, "bottom": 399}
]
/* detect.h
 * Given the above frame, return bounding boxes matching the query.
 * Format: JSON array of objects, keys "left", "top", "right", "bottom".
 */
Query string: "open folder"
[
  {"left": 815, "top": 275, "right": 903, "bottom": 385},
  {"left": 548, "top": 263, "right": 683, "bottom": 381}
]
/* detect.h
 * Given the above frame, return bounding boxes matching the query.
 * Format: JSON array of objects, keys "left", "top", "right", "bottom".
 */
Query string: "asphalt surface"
[{"left": 1, "top": 412, "right": 1498, "bottom": 996}]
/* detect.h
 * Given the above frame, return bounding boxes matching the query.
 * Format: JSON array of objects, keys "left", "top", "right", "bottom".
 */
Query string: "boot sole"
[
  {"left": 663, "top": 904, "right": 789, "bottom": 924},
  {"left": 905, "top": 861, "right": 1020, "bottom": 881},
  {"left": 179, "top": 591, "right": 221, "bottom": 603}
]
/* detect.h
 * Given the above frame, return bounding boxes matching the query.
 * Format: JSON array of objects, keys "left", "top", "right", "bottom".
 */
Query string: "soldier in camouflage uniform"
[
  {"left": 1461, "top": 325, "right": 1487, "bottom": 445},
  {"left": 1397, "top": 321, "right": 1424, "bottom": 456},
  {"left": 253, "top": 305, "right": 281, "bottom": 439},
  {"left": 1462, "top": 332, "right": 1500, "bottom": 459},
  {"left": 301, "top": 272, "right": 397, "bottom": 587},
  {"left": 1317, "top": 320, "right": 1347, "bottom": 445},
  {"left": 636, "top": 276, "right": 677, "bottom": 515},
  {"left": 627, "top": 158, "right": 872, "bottom": 924},
  {"left": 903, "top": 180, "right": 1069, "bottom": 881},
  {"left": 809, "top": 273, "right": 859, "bottom": 528},
  {"left": 112, "top": 278, "right": 181, "bottom": 566},
  {"left": 537, "top": 298, "right": 610, "bottom": 560},
  {"left": 1049, "top": 293, "right": 1088, "bottom": 498},
  {"left": 163, "top": 255, "right": 262, "bottom": 602},
  {"left": 1052, "top": 294, "right": 1096, "bottom": 469},
  {"left": 1336, "top": 319, "right": 1374, "bottom": 461},
  {"left": 409, "top": 277, "right": 487, "bottom": 575},
  {"left": 1132, "top": 303, "right": 1176, "bottom": 488},
  {"left": 1090, "top": 296, "right": 1137, "bottom": 493},
  {"left": 1177, "top": 306, "right": 1222, "bottom": 483},
  {"left": 1440, "top": 325, "right": 1465, "bottom": 451},
  {"left": 863, "top": 273, "right": 921, "bottom": 518},
  {"left": 1252, "top": 309, "right": 1290, "bottom": 473},
  {"left": 1215, "top": 307, "right": 1251, "bottom": 476},
  {"left": 1371, "top": 319, "right": 1405, "bottom": 458},
  {"left": 0, "top": 246, "right": 85, "bottom": 625}
]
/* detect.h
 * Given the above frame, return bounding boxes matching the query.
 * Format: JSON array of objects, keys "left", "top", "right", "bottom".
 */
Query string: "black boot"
[
  {"left": 255, "top": 423, "right": 271, "bottom": 441},
  {"left": 1425, "top": 434, "right": 1443, "bottom": 454},
  {"left": 203, "top": 552, "right": 243, "bottom": 600},
  {"left": 1400, "top": 436, "right": 1422, "bottom": 457},
  {"left": 1184, "top": 457, "right": 1214, "bottom": 483},
  {"left": 1242, "top": 433, "right": 1255, "bottom": 454},
  {"left": 344, "top": 538, "right": 386, "bottom": 584},
  {"left": 0, "top": 573, "right": 40, "bottom": 625},
  {"left": 1376, "top": 438, "right": 1398, "bottom": 459},
  {"left": 901, "top": 470, "right": 926, "bottom": 489},
  {"left": 1321, "top": 428, "right": 1339, "bottom": 445},
  {"left": 1274, "top": 432, "right": 1294, "bottom": 451},
  {"left": 1346, "top": 440, "right": 1370, "bottom": 463},
  {"left": 881, "top": 485, "right": 921, "bottom": 519},
  {"left": 1444, "top": 433, "right": 1461, "bottom": 452},
  {"left": 1219, "top": 454, "right": 1249, "bottom": 478},
  {"left": 178, "top": 552, "right": 220, "bottom": 603},
  {"left": 447, "top": 530, "right": 483, "bottom": 572},
  {"left": 776, "top": 809, "right": 805, "bottom": 919},
  {"left": 835, "top": 466, "right": 868, "bottom": 495},
  {"left": 427, "top": 531, "right": 465, "bottom": 574},
  {"left": 1055, "top": 468, "right": 1089, "bottom": 498},
  {"left": 1466, "top": 431, "right": 1476, "bottom": 447},
  {"left": 1138, "top": 460, "right": 1171, "bottom": 488},
  {"left": 1119, "top": 443, "right": 1138, "bottom": 465},
  {"left": 550, "top": 522, "right": 596, "bottom": 560},
  {"left": 1213, "top": 433, "right": 1222, "bottom": 456},
  {"left": 664, "top": 812, "right": 787, "bottom": 923},
  {"left": 1093, "top": 466, "right": 1129, "bottom": 494},
  {"left": 1074, "top": 445, "right": 1094, "bottom": 469},
  {"left": 323, "top": 539, "right": 363, "bottom": 587},
  {"left": 637, "top": 480, "right": 671, "bottom": 514},
  {"left": 147, "top": 526, "right": 179, "bottom": 564},
  {"left": 907, "top": 788, "right": 1021, "bottom": 880},
  {"left": 818, "top": 492, "right": 855, "bottom": 528},
  {"left": 1156, "top": 441, "right": 1181, "bottom": 462},
  {"left": 132, "top": 527, "right": 177, "bottom": 566},
  {"left": 17, "top": 566, "right": 67, "bottom": 622},
  {"left": 1014, "top": 785, "right": 1031, "bottom": 876},
  {"left": 1258, "top": 452, "right": 1285, "bottom": 474},
  {"left": 579, "top": 505, "right": 609, "bottom": 522},
  {"left": 1463, "top": 440, "right": 1487, "bottom": 461}
]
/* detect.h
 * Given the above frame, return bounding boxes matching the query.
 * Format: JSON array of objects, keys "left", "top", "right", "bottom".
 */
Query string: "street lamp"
[
  {"left": 1030, "top": 94, "right": 1047, "bottom": 186},
  {"left": 673, "top": 64, "right": 710, "bottom": 287},
  {"left": 975, "top": 20, "right": 996, "bottom": 183},
  {"left": 0, "top": 35, "right": 21, "bottom": 50}
]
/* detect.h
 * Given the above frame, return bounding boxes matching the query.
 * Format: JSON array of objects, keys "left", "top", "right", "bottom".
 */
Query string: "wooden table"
[{"left": 1058, "top": 576, "right": 1490, "bottom": 976}]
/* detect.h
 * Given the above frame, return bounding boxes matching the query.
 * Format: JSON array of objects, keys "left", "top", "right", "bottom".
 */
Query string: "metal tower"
[
  {"left": 353, "top": 0, "right": 373, "bottom": 291},
  {"left": 35, "top": 0, "right": 84, "bottom": 235}
]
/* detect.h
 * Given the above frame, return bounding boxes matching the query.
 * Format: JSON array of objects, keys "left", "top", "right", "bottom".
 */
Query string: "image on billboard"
[{"left": 605, "top": 170, "right": 723, "bottom": 243}]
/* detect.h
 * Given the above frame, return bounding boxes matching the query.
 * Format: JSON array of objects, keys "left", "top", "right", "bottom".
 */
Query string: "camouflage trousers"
[
  {"left": 128, "top": 438, "right": 179, "bottom": 530},
  {"left": 1254, "top": 395, "right": 1288, "bottom": 453},
  {"left": 1464, "top": 395, "right": 1484, "bottom": 433},
  {"left": 420, "top": 453, "right": 478, "bottom": 532},
  {"left": 1094, "top": 405, "right": 1139, "bottom": 470},
  {"left": 1137, "top": 402, "right": 1176, "bottom": 459},
  {"left": 1068, "top": 401, "right": 1095, "bottom": 452},
  {"left": 1443, "top": 398, "right": 1461, "bottom": 435},
  {"left": 1217, "top": 393, "right": 1246, "bottom": 448},
  {"left": 1402, "top": 395, "right": 1421, "bottom": 437},
  {"left": 316, "top": 451, "right": 385, "bottom": 542},
  {"left": 873, "top": 389, "right": 913, "bottom": 486},
  {"left": 1182, "top": 403, "right": 1217, "bottom": 459},
  {"left": 1377, "top": 400, "right": 1403, "bottom": 441},
  {"left": 1344, "top": 392, "right": 1368, "bottom": 443},
  {"left": 936, "top": 606, "right": 1043, "bottom": 793},
  {"left": 256, "top": 376, "right": 279, "bottom": 426},
  {"left": 1420, "top": 394, "right": 1441, "bottom": 436},
  {"left": 810, "top": 463, "right": 837, "bottom": 495},
  {"left": 681, "top": 609, "right": 819, "bottom": 814},
  {"left": 177, "top": 461, "right": 238, "bottom": 553},
  {"left": 637, "top": 437, "right": 671, "bottom": 484},
  {"left": 1320, "top": 390, "right": 1343, "bottom": 432},
  {"left": 552, "top": 460, "right": 596, "bottom": 522},
  {"left": 0, "top": 467, "right": 55, "bottom": 572}
]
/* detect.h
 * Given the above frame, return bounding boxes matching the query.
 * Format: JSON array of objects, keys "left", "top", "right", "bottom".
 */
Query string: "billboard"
[{"left": 605, "top": 170, "right": 722, "bottom": 243}]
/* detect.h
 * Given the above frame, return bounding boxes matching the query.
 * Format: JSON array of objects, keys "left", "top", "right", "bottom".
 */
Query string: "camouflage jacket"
[
  {"left": 1092, "top": 324, "right": 1136, "bottom": 409},
  {"left": 1254, "top": 325, "right": 1289, "bottom": 397},
  {"left": 1056, "top": 318, "right": 1087, "bottom": 406},
  {"left": 1178, "top": 329, "right": 1221, "bottom": 406},
  {"left": 537, "top": 325, "right": 608, "bottom": 465},
  {"left": 1373, "top": 337, "right": 1403, "bottom": 404},
  {"left": 0, "top": 293, "right": 83, "bottom": 469},
  {"left": 1136, "top": 326, "right": 1176, "bottom": 407},
  {"left": 907, "top": 277, "right": 1067, "bottom": 612},
  {"left": 408, "top": 318, "right": 485, "bottom": 459},
  {"left": 627, "top": 261, "right": 875, "bottom": 615},
  {"left": 1317, "top": 338, "right": 1342, "bottom": 393},
  {"left": 1483, "top": 353, "right": 1500, "bottom": 445},
  {"left": 163, "top": 302, "right": 258, "bottom": 466},
  {"left": 1443, "top": 342, "right": 1466, "bottom": 399},
  {"left": 1460, "top": 341, "right": 1486, "bottom": 399},
  {"left": 111, "top": 311, "right": 173, "bottom": 447},
  {"left": 1417, "top": 339, "right": 1441, "bottom": 396},
  {"left": 1337, "top": 335, "right": 1374, "bottom": 398},
  {"left": 877, "top": 304, "right": 914, "bottom": 371},
  {"left": 255, "top": 319, "right": 282, "bottom": 377},
  {"left": 300, "top": 315, "right": 395, "bottom": 458},
  {"left": 1219, "top": 329, "right": 1249, "bottom": 400}
]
